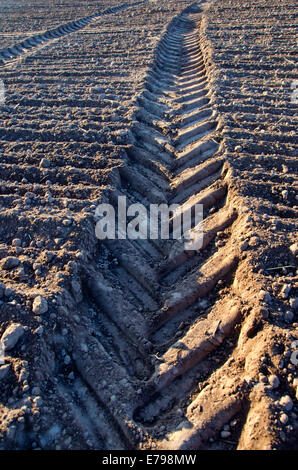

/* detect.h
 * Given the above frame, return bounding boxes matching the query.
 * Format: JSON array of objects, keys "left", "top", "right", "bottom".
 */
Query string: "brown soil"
[{"left": 0, "top": 0, "right": 297, "bottom": 451}]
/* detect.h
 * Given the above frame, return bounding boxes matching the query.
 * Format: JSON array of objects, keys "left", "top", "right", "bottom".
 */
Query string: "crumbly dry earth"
[{"left": 0, "top": 0, "right": 297, "bottom": 451}]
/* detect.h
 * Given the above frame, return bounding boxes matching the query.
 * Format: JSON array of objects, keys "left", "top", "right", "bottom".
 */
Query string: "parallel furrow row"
[{"left": 0, "top": 2, "right": 143, "bottom": 67}]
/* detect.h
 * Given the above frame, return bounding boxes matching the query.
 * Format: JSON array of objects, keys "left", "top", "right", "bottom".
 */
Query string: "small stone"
[
  {"left": 1, "top": 323, "right": 25, "bottom": 351},
  {"left": 284, "top": 311, "right": 294, "bottom": 323},
  {"left": 220, "top": 430, "right": 231, "bottom": 439},
  {"left": 281, "top": 284, "right": 291, "bottom": 299},
  {"left": 4, "top": 287, "right": 13, "bottom": 297},
  {"left": 289, "top": 298, "right": 298, "bottom": 310},
  {"left": 40, "top": 158, "right": 51, "bottom": 168},
  {"left": 32, "top": 386, "right": 41, "bottom": 395},
  {"left": 12, "top": 239, "right": 22, "bottom": 247},
  {"left": 76, "top": 251, "right": 85, "bottom": 261},
  {"left": 249, "top": 236, "right": 259, "bottom": 246},
  {"left": 259, "top": 290, "right": 271, "bottom": 303},
  {"left": 240, "top": 241, "right": 249, "bottom": 251},
  {"left": 289, "top": 243, "right": 298, "bottom": 256},
  {"left": 62, "top": 219, "right": 72, "bottom": 226},
  {"left": 279, "top": 395, "right": 293, "bottom": 411},
  {"left": 2, "top": 257, "right": 20, "bottom": 270},
  {"left": 64, "top": 355, "right": 71, "bottom": 365},
  {"left": 33, "top": 396, "right": 43, "bottom": 406},
  {"left": 280, "top": 413, "right": 289, "bottom": 425},
  {"left": 230, "top": 419, "right": 238, "bottom": 428},
  {"left": 35, "top": 326, "right": 44, "bottom": 335},
  {"left": 32, "top": 296, "right": 48, "bottom": 315},
  {"left": 45, "top": 251, "right": 55, "bottom": 262},
  {"left": 0, "top": 364, "right": 11, "bottom": 380},
  {"left": 268, "top": 375, "right": 280, "bottom": 389},
  {"left": 259, "top": 373, "right": 268, "bottom": 384}
]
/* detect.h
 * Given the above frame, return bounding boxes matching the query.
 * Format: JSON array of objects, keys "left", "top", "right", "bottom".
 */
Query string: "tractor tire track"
[
  {"left": 0, "top": 2, "right": 144, "bottom": 68},
  {"left": 90, "top": 3, "right": 249, "bottom": 449}
]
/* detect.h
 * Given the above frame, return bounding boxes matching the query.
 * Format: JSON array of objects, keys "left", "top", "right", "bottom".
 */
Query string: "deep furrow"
[{"left": 90, "top": 4, "right": 244, "bottom": 450}]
